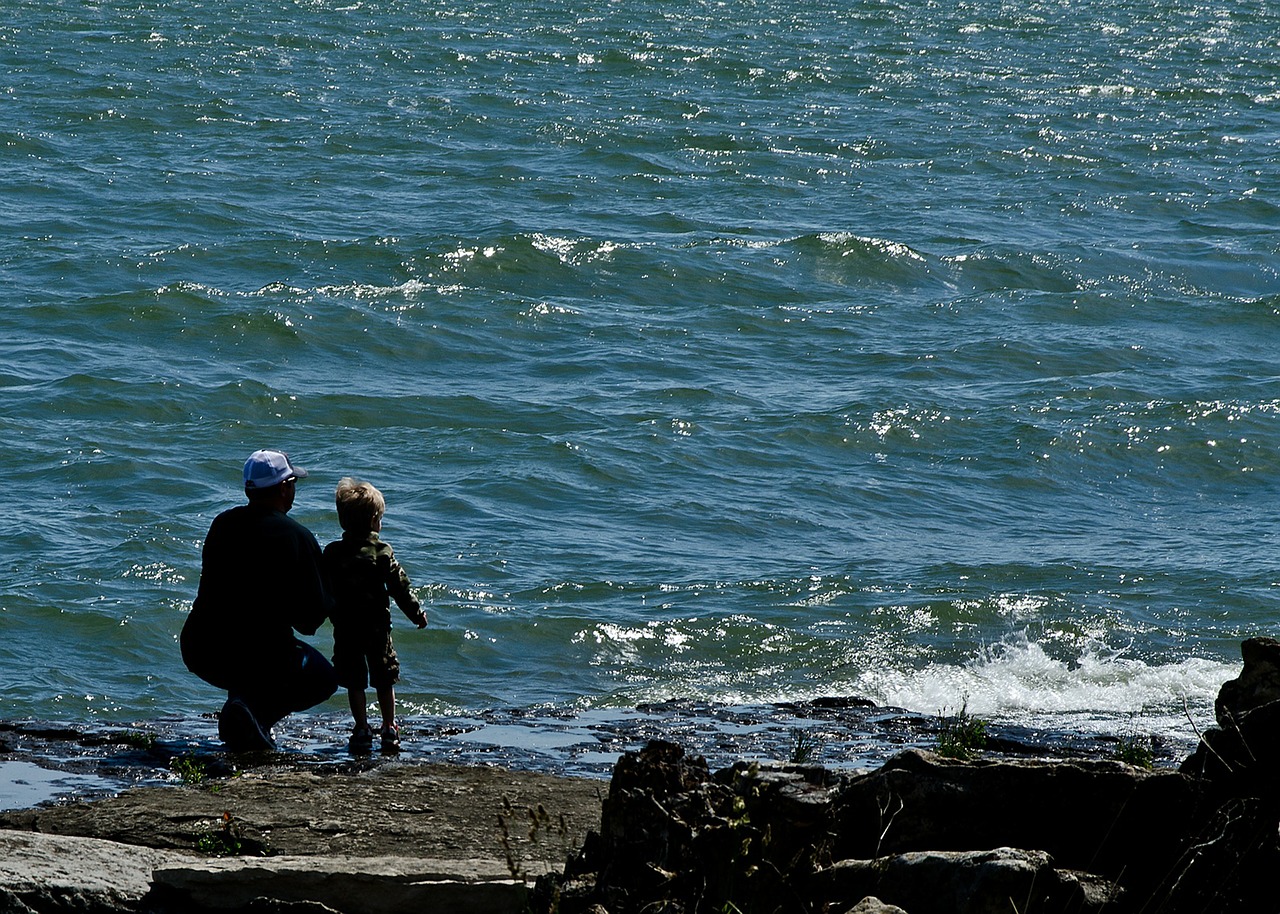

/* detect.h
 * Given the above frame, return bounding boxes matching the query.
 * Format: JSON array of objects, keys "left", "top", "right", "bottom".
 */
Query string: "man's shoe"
[
  {"left": 380, "top": 723, "right": 401, "bottom": 753},
  {"left": 348, "top": 724, "right": 374, "bottom": 753},
  {"left": 218, "top": 698, "right": 276, "bottom": 752}
]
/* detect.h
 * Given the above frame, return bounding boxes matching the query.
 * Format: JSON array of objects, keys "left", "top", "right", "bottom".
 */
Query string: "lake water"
[{"left": 3, "top": 0, "right": 1279, "bottom": 777}]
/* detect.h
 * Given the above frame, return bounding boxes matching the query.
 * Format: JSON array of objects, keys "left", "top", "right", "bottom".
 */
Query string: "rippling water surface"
[{"left": 3, "top": 0, "right": 1279, "bottom": 761}]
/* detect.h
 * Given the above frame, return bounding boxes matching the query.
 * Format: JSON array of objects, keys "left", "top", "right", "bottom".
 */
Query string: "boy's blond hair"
[{"left": 335, "top": 477, "right": 385, "bottom": 533}]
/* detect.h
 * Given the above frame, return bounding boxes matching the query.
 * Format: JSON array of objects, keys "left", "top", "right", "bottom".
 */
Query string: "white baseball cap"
[{"left": 243, "top": 449, "right": 309, "bottom": 489}]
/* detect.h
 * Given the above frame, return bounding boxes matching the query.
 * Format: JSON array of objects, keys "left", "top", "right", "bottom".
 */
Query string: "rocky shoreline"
[
  {"left": 3, "top": 638, "right": 1278, "bottom": 913},
  {"left": 527, "top": 637, "right": 1280, "bottom": 913}
]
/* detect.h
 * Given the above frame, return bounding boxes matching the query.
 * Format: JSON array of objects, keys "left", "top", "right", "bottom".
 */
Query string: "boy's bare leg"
[
  {"left": 348, "top": 689, "right": 369, "bottom": 729},
  {"left": 376, "top": 686, "right": 400, "bottom": 751},
  {"left": 376, "top": 685, "right": 396, "bottom": 729}
]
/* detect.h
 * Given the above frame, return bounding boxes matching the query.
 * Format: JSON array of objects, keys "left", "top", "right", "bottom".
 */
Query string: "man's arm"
[{"left": 287, "top": 523, "right": 335, "bottom": 635}]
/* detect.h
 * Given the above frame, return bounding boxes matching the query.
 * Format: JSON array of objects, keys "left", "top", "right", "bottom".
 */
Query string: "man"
[{"left": 181, "top": 449, "right": 338, "bottom": 752}]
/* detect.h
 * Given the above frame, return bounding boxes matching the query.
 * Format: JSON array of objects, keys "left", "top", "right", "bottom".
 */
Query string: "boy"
[{"left": 324, "top": 477, "right": 427, "bottom": 753}]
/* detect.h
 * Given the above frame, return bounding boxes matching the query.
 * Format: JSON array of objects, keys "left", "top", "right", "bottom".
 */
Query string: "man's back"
[{"left": 183, "top": 503, "right": 330, "bottom": 674}]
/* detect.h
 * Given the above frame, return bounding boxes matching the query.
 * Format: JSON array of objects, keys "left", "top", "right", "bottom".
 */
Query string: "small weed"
[
  {"left": 170, "top": 755, "right": 207, "bottom": 787},
  {"left": 498, "top": 797, "right": 572, "bottom": 882},
  {"left": 788, "top": 727, "right": 822, "bottom": 764},
  {"left": 120, "top": 730, "right": 157, "bottom": 750},
  {"left": 1112, "top": 713, "right": 1156, "bottom": 769},
  {"left": 936, "top": 701, "right": 988, "bottom": 761},
  {"left": 195, "top": 812, "right": 242, "bottom": 856},
  {"left": 193, "top": 811, "right": 271, "bottom": 857},
  {"left": 1114, "top": 733, "right": 1155, "bottom": 769}
]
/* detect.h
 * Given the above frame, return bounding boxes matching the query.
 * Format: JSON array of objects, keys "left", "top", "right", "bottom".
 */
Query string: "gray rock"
[
  {"left": 0, "top": 829, "right": 554, "bottom": 914},
  {"left": 0, "top": 830, "right": 190, "bottom": 914},
  {"left": 0, "top": 763, "right": 601, "bottom": 867},
  {"left": 812, "top": 848, "right": 1116, "bottom": 914}
]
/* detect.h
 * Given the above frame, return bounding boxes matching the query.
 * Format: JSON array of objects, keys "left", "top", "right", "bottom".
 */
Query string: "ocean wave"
[{"left": 855, "top": 631, "right": 1237, "bottom": 737}]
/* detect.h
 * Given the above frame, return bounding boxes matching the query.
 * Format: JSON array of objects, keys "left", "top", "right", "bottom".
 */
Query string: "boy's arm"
[{"left": 381, "top": 545, "right": 428, "bottom": 628}]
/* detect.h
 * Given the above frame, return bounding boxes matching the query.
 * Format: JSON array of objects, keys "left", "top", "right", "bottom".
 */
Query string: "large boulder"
[
  {"left": 832, "top": 748, "right": 1205, "bottom": 896},
  {"left": 1182, "top": 637, "right": 1280, "bottom": 793},
  {"left": 1215, "top": 636, "right": 1280, "bottom": 725},
  {"left": 552, "top": 740, "right": 841, "bottom": 914}
]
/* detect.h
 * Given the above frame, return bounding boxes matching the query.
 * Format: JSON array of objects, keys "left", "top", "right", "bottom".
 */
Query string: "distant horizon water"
[{"left": 2, "top": 0, "right": 1279, "bottom": 769}]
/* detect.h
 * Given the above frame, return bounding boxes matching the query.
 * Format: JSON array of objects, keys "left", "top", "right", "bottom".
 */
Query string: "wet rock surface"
[
  {"left": 0, "top": 759, "right": 603, "bottom": 864},
  {"left": 0, "top": 694, "right": 1194, "bottom": 811}
]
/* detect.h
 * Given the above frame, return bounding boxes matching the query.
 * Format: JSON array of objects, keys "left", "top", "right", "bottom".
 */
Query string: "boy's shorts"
[{"left": 332, "top": 628, "right": 400, "bottom": 691}]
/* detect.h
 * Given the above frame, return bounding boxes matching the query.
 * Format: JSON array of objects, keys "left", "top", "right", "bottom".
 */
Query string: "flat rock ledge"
[
  {"left": 0, "top": 830, "right": 187, "bottom": 912},
  {"left": 0, "top": 831, "right": 538, "bottom": 914},
  {"left": 0, "top": 761, "right": 603, "bottom": 914}
]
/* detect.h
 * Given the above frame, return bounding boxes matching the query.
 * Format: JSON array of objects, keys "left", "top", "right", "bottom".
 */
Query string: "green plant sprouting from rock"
[
  {"left": 1114, "top": 733, "right": 1155, "bottom": 769},
  {"left": 788, "top": 727, "right": 823, "bottom": 764},
  {"left": 936, "top": 701, "right": 988, "bottom": 761},
  {"left": 170, "top": 755, "right": 207, "bottom": 786},
  {"left": 120, "top": 730, "right": 158, "bottom": 750},
  {"left": 194, "top": 811, "right": 272, "bottom": 857},
  {"left": 195, "top": 812, "right": 241, "bottom": 856}
]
